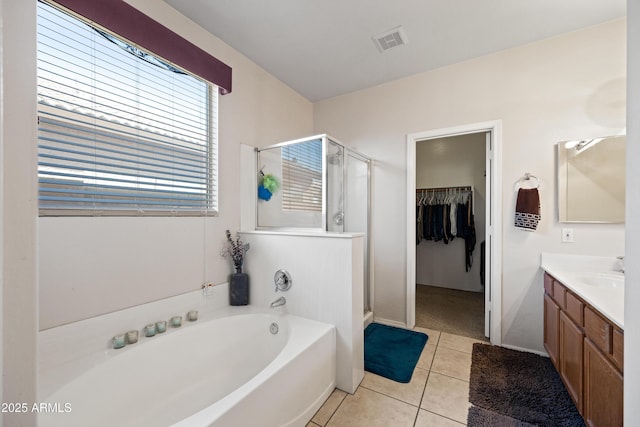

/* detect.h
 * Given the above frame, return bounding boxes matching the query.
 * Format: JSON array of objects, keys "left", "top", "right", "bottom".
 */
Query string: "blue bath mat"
[{"left": 364, "top": 323, "right": 428, "bottom": 383}]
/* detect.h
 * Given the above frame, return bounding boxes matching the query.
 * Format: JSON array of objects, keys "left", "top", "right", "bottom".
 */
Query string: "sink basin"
[{"left": 574, "top": 272, "right": 624, "bottom": 289}]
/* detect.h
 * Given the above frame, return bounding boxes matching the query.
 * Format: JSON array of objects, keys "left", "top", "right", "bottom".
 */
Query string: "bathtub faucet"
[{"left": 270, "top": 296, "right": 286, "bottom": 308}]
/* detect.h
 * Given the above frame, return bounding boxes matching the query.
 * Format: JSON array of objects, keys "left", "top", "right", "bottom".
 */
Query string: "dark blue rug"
[{"left": 364, "top": 323, "right": 428, "bottom": 383}]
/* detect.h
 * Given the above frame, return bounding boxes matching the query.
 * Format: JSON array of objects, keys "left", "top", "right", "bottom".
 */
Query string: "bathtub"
[{"left": 39, "top": 311, "right": 336, "bottom": 427}]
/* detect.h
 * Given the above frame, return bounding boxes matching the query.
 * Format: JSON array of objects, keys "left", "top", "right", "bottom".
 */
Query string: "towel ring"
[{"left": 514, "top": 173, "right": 541, "bottom": 190}]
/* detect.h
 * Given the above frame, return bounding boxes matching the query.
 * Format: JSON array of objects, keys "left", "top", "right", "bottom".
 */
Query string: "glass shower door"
[{"left": 345, "top": 151, "right": 371, "bottom": 313}]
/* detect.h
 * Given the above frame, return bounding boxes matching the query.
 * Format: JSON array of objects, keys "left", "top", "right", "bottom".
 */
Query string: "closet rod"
[{"left": 416, "top": 185, "right": 472, "bottom": 192}]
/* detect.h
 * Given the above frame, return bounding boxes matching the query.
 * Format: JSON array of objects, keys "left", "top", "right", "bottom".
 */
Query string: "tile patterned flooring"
[{"left": 307, "top": 328, "right": 483, "bottom": 427}]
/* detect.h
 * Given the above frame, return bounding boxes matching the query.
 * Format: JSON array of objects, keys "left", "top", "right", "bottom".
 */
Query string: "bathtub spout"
[{"left": 270, "top": 296, "right": 286, "bottom": 308}]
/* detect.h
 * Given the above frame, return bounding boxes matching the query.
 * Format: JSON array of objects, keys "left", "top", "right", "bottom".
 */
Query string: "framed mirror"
[{"left": 557, "top": 135, "right": 625, "bottom": 223}]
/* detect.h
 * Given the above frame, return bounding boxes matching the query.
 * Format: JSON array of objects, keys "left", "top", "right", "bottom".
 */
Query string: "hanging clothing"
[
  {"left": 465, "top": 201, "right": 476, "bottom": 272},
  {"left": 443, "top": 204, "right": 452, "bottom": 243},
  {"left": 416, "top": 203, "right": 424, "bottom": 244},
  {"left": 432, "top": 204, "right": 444, "bottom": 242},
  {"left": 449, "top": 201, "right": 457, "bottom": 236},
  {"left": 455, "top": 199, "right": 476, "bottom": 271},
  {"left": 423, "top": 204, "right": 432, "bottom": 241},
  {"left": 416, "top": 187, "right": 476, "bottom": 272}
]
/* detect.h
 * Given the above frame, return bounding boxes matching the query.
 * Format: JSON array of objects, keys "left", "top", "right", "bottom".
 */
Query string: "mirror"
[{"left": 557, "top": 135, "right": 625, "bottom": 223}]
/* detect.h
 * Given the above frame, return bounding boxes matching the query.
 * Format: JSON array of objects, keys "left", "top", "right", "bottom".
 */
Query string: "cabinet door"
[
  {"left": 584, "top": 338, "right": 623, "bottom": 427},
  {"left": 544, "top": 293, "right": 560, "bottom": 368},
  {"left": 560, "top": 311, "right": 584, "bottom": 412}
]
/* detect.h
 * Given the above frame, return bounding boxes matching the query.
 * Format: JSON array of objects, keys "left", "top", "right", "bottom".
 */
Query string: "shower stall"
[{"left": 256, "top": 134, "right": 372, "bottom": 314}]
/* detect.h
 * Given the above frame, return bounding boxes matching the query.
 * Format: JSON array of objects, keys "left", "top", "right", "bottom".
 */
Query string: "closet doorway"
[{"left": 406, "top": 121, "right": 502, "bottom": 345}]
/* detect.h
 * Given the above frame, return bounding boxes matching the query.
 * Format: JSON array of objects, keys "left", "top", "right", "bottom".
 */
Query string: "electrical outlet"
[
  {"left": 561, "top": 228, "right": 574, "bottom": 243},
  {"left": 202, "top": 282, "right": 215, "bottom": 298}
]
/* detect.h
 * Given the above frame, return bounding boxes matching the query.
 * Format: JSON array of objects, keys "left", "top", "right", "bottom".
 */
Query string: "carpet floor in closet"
[{"left": 415, "top": 284, "right": 488, "bottom": 342}]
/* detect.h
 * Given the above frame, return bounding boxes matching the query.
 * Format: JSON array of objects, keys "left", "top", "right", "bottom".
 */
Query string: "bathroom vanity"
[{"left": 541, "top": 254, "right": 623, "bottom": 427}]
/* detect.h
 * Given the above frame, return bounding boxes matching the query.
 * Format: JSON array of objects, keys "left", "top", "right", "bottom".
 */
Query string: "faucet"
[{"left": 270, "top": 296, "right": 286, "bottom": 308}]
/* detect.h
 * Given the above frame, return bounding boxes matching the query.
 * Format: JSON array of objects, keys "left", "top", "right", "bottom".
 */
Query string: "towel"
[{"left": 515, "top": 188, "right": 540, "bottom": 231}]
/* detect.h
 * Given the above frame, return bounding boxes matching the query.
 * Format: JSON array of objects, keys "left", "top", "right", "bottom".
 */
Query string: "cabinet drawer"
[
  {"left": 544, "top": 273, "right": 554, "bottom": 296},
  {"left": 552, "top": 281, "right": 566, "bottom": 309},
  {"left": 564, "top": 291, "right": 584, "bottom": 327},
  {"left": 612, "top": 328, "right": 624, "bottom": 372},
  {"left": 584, "top": 307, "right": 611, "bottom": 354}
]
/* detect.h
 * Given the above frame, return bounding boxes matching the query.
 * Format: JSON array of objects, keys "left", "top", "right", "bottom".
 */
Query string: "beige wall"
[
  {"left": 38, "top": 0, "right": 314, "bottom": 329},
  {"left": 2, "top": 0, "right": 39, "bottom": 424},
  {"left": 314, "top": 19, "right": 626, "bottom": 352}
]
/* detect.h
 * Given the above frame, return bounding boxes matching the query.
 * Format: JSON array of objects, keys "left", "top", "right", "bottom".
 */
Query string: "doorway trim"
[{"left": 406, "top": 120, "right": 502, "bottom": 345}]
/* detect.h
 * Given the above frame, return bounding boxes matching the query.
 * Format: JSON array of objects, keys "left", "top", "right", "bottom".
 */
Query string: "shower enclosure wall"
[{"left": 256, "top": 135, "right": 372, "bottom": 314}]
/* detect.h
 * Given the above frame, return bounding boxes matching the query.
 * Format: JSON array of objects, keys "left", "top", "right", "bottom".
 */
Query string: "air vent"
[{"left": 372, "top": 26, "right": 408, "bottom": 52}]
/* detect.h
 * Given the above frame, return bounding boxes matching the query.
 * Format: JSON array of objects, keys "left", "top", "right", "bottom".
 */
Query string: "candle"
[
  {"left": 126, "top": 330, "right": 138, "bottom": 344},
  {"left": 113, "top": 334, "right": 125, "bottom": 349},
  {"left": 156, "top": 320, "right": 167, "bottom": 333},
  {"left": 144, "top": 324, "right": 156, "bottom": 337}
]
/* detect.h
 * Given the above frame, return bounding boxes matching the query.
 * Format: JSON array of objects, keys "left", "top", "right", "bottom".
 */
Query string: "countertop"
[{"left": 540, "top": 253, "right": 624, "bottom": 329}]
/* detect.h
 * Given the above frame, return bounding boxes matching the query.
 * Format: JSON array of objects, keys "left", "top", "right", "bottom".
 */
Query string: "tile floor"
[{"left": 307, "top": 328, "right": 484, "bottom": 427}]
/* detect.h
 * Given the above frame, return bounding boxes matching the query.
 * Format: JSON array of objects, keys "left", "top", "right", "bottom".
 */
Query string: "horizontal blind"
[
  {"left": 281, "top": 139, "right": 323, "bottom": 212},
  {"left": 37, "top": 0, "right": 217, "bottom": 216}
]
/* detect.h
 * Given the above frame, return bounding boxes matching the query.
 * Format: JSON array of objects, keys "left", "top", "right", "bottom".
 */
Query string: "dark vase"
[{"left": 229, "top": 271, "right": 249, "bottom": 306}]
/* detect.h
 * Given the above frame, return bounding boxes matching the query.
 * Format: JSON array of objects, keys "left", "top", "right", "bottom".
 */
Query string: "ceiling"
[{"left": 164, "top": 0, "right": 626, "bottom": 102}]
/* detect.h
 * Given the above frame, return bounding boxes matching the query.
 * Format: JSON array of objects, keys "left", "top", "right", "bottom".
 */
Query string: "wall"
[
  {"left": 1, "top": 0, "right": 39, "bottom": 425},
  {"left": 38, "top": 0, "right": 314, "bottom": 329},
  {"left": 314, "top": 19, "right": 626, "bottom": 352},
  {"left": 415, "top": 133, "right": 486, "bottom": 292},
  {"left": 625, "top": 0, "right": 639, "bottom": 423}
]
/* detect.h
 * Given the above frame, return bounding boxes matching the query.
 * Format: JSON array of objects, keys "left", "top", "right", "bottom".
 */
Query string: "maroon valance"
[{"left": 50, "top": 0, "right": 232, "bottom": 94}]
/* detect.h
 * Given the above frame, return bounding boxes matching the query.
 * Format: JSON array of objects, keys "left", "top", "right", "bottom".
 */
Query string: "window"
[
  {"left": 37, "top": 1, "right": 218, "bottom": 216},
  {"left": 281, "top": 139, "right": 323, "bottom": 212}
]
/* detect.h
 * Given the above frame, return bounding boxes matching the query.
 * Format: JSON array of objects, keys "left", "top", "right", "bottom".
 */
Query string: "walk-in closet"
[{"left": 415, "top": 133, "right": 487, "bottom": 340}]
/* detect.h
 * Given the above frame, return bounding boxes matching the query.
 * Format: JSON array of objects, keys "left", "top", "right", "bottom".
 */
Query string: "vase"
[{"left": 229, "top": 272, "right": 249, "bottom": 306}]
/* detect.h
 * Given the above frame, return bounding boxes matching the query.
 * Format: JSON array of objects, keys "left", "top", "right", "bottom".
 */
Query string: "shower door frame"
[
  {"left": 342, "top": 147, "right": 373, "bottom": 315},
  {"left": 255, "top": 134, "right": 374, "bottom": 314},
  {"left": 256, "top": 134, "right": 329, "bottom": 232}
]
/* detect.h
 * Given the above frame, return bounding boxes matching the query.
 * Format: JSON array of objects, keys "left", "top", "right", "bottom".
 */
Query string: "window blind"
[
  {"left": 37, "top": 1, "right": 218, "bottom": 216},
  {"left": 281, "top": 139, "right": 323, "bottom": 212}
]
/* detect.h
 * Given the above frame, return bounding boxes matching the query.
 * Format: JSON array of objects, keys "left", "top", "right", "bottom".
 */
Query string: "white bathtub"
[{"left": 39, "top": 312, "right": 336, "bottom": 427}]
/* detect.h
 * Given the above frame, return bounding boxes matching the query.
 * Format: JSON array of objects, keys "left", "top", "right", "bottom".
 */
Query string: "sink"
[{"left": 574, "top": 272, "right": 624, "bottom": 289}]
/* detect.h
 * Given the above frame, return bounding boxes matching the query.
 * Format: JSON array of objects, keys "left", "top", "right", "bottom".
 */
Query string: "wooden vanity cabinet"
[{"left": 543, "top": 273, "right": 623, "bottom": 427}]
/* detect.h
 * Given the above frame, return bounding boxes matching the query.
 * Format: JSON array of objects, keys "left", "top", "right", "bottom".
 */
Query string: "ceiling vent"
[{"left": 372, "top": 26, "right": 408, "bottom": 52}]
